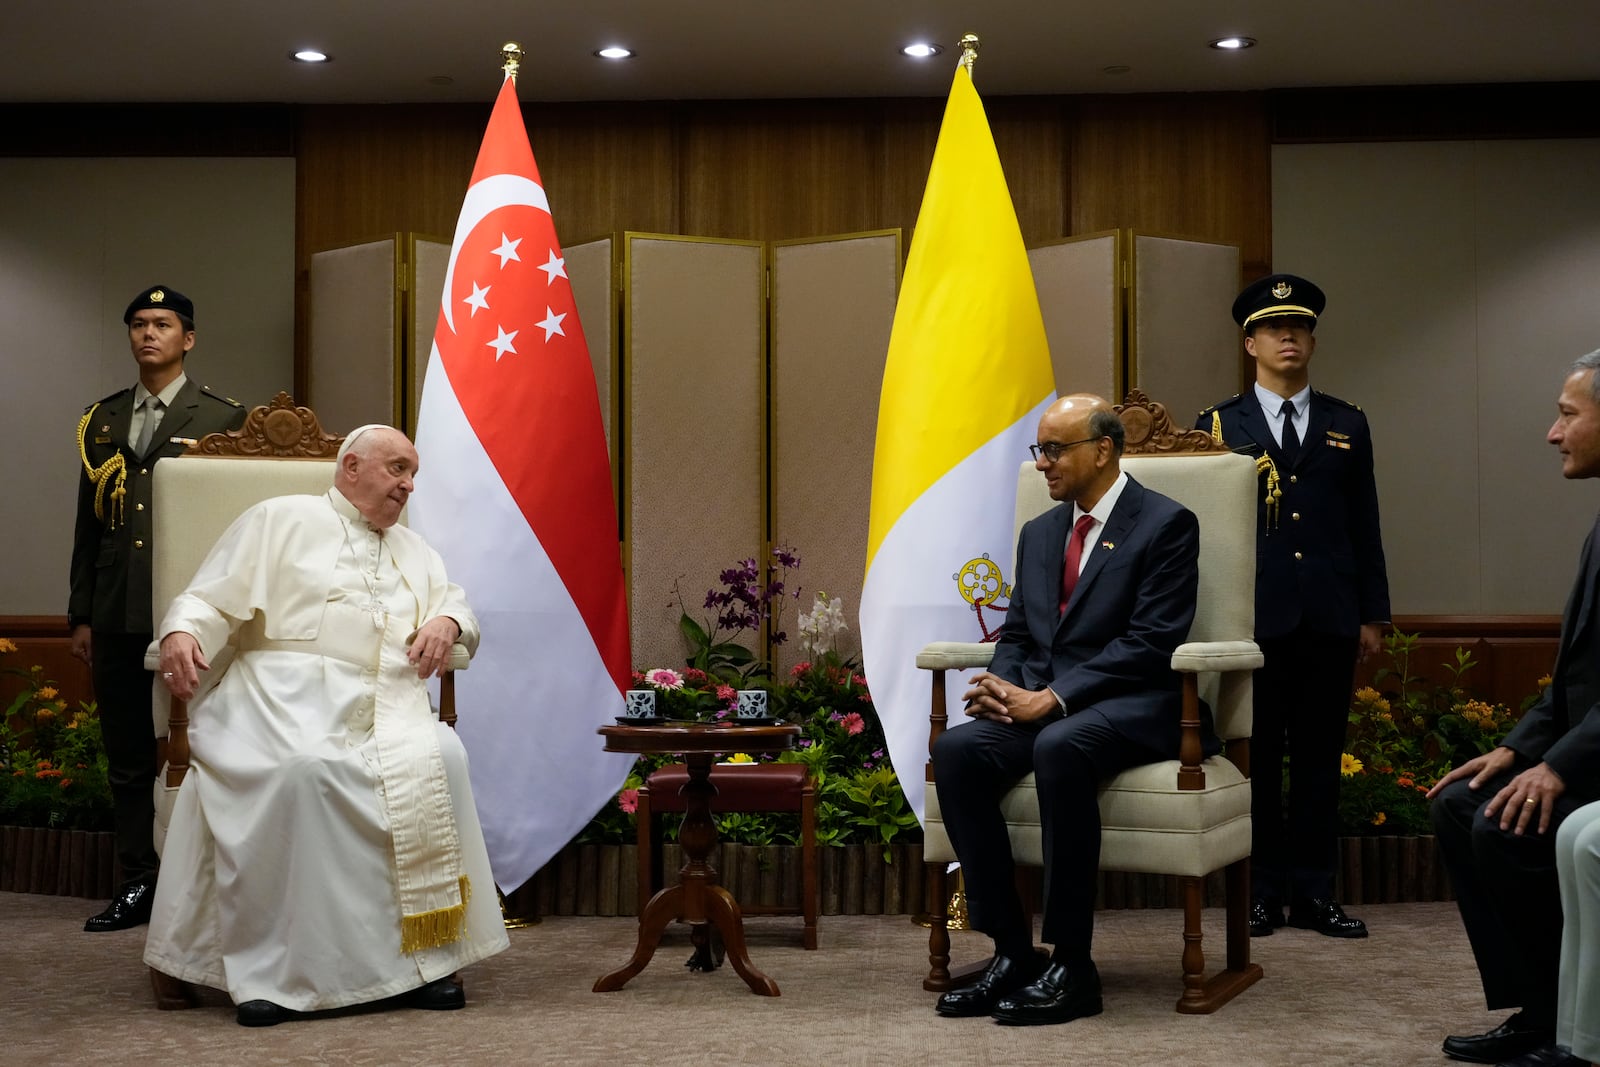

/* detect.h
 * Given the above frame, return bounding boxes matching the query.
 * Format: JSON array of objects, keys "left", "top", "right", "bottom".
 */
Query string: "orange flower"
[
  {"left": 1372, "top": 812, "right": 1387, "bottom": 826},
  {"left": 0, "top": 638, "right": 17, "bottom": 653},
  {"left": 36, "top": 686, "right": 58, "bottom": 700}
]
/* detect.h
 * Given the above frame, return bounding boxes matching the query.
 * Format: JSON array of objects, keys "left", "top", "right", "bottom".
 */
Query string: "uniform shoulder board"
[
  {"left": 84, "top": 386, "right": 132, "bottom": 411},
  {"left": 1198, "top": 393, "right": 1244, "bottom": 418},
  {"left": 1313, "top": 390, "right": 1363, "bottom": 413},
  {"left": 199, "top": 385, "right": 246, "bottom": 408}
]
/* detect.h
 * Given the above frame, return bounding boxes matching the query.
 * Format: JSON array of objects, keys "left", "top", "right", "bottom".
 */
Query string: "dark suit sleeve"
[
  {"left": 1052, "top": 505, "right": 1200, "bottom": 713},
  {"left": 1347, "top": 412, "right": 1391, "bottom": 624},
  {"left": 986, "top": 525, "right": 1035, "bottom": 685}
]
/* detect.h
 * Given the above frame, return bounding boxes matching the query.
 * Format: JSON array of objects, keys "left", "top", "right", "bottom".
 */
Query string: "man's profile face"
[
  {"left": 1549, "top": 369, "right": 1600, "bottom": 480},
  {"left": 127, "top": 309, "right": 193, "bottom": 374},
  {"left": 340, "top": 430, "right": 419, "bottom": 529},
  {"left": 1244, "top": 319, "right": 1316, "bottom": 378},
  {"left": 1035, "top": 406, "right": 1102, "bottom": 504}
]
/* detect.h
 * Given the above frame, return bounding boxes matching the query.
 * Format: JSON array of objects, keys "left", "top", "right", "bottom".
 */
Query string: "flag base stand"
[
  {"left": 910, "top": 872, "right": 970, "bottom": 930},
  {"left": 498, "top": 889, "right": 542, "bottom": 929}
]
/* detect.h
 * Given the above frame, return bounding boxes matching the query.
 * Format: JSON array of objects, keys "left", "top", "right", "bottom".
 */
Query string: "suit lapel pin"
[{"left": 1101, "top": 541, "right": 1115, "bottom": 551}]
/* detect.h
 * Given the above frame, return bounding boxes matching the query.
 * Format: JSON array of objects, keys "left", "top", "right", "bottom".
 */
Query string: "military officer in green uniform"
[
  {"left": 69, "top": 285, "right": 246, "bottom": 932},
  {"left": 1197, "top": 274, "right": 1390, "bottom": 941}
]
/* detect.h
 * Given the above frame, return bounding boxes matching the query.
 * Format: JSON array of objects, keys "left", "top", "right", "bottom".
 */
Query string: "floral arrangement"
[
  {"left": 674, "top": 544, "right": 801, "bottom": 679},
  {"left": 630, "top": 666, "right": 739, "bottom": 722},
  {"left": 1337, "top": 631, "right": 1538, "bottom": 835},
  {"left": 0, "top": 639, "right": 113, "bottom": 831},
  {"left": 585, "top": 571, "right": 923, "bottom": 858}
]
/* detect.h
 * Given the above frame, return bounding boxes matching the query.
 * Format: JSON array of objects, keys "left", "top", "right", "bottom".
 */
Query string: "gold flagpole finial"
[
  {"left": 501, "top": 41, "right": 524, "bottom": 82},
  {"left": 958, "top": 33, "right": 980, "bottom": 75}
]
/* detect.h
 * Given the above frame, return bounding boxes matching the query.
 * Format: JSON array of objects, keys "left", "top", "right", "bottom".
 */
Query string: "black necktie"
[{"left": 1279, "top": 399, "right": 1300, "bottom": 464}]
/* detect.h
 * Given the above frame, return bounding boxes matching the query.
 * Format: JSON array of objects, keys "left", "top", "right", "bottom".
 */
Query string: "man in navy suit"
[
  {"left": 1429, "top": 351, "right": 1600, "bottom": 1066},
  {"left": 931, "top": 393, "right": 1203, "bottom": 1026},
  {"left": 1197, "top": 274, "right": 1389, "bottom": 940}
]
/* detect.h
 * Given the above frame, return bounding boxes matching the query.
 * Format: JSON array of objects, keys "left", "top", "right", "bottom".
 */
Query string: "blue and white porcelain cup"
[
  {"left": 736, "top": 689, "right": 769, "bottom": 719},
  {"left": 624, "top": 689, "right": 657, "bottom": 718}
]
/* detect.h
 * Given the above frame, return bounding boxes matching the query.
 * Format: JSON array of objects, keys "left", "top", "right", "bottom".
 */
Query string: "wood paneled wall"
[{"left": 293, "top": 93, "right": 1273, "bottom": 391}]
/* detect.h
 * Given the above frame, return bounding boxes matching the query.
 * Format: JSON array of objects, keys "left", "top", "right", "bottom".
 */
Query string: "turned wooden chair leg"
[
  {"left": 924, "top": 861, "right": 951, "bottom": 991},
  {"left": 150, "top": 968, "right": 200, "bottom": 1010}
]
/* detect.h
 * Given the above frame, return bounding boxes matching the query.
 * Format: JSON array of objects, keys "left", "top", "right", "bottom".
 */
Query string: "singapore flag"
[{"left": 411, "top": 74, "right": 632, "bottom": 893}]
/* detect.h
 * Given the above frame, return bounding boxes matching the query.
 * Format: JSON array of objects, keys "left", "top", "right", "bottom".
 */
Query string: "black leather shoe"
[
  {"left": 1287, "top": 897, "right": 1368, "bottom": 938},
  {"left": 934, "top": 953, "right": 1046, "bottom": 1018},
  {"left": 1443, "top": 1013, "right": 1555, "bottom": 1064},
  {"left": 84, "top": 877, "right": 155, "bottom": 932},
  {"left": 991, "top": 960, "right": 1104, "bottom": 1026},
  {"left": 1497, "top": 1046, "right": 1589, "bottom": 1067},
  {"left": 1250, "top": 900, "right": 1284, "bottom": 937},
  {"left": 403, "top": 976, "right": 465, "bottom": 1011},
  {"left": 236, "top": 1000, "right": 291, "bottom": 1027}
]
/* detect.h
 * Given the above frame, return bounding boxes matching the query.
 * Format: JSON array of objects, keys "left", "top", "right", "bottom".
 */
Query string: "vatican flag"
[{"left": 859, "top": 62, "right": 1055, "bottom": 823}]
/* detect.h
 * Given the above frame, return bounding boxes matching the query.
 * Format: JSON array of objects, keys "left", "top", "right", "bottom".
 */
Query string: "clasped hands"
[
  {"left": 1425, "top": 745, "right": 1566, "bottom": 836},
  {"left": 158, "top": 616, "right": 463, "bottom": 700},
  {"left": 962, "top": 671, "right": 1059, "bottom": 725}
]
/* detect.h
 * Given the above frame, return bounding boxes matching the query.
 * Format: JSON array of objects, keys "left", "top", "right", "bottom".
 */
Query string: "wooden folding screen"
[
  {"left": 1027, "top": 230, "right": 1241, "bottom": 420},
  {"left": 768, "top": 232, "right": 901, "bottom": 672}
]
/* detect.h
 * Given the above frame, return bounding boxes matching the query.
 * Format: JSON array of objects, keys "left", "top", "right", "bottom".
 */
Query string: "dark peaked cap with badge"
[
  {"left": 1231, "top": 273, "right": 1325, "bottom": 331},
  {"left": 123, "top": 285, "right": 194, "bottom": 325}
]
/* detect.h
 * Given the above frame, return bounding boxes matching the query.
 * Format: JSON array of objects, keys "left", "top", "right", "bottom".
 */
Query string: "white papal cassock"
[{"left": 143, "top": 489, "right": 509, "bottom": 1011}]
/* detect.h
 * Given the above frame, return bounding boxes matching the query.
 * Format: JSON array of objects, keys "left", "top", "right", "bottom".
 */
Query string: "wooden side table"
[{"left": 592, "top": 722, "right": 800, "bottom": 996}]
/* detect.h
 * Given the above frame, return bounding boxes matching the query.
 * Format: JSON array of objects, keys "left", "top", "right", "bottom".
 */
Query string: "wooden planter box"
[
  {"left": 504, "top": 841, "right": 927, "bottom": 919},
  {"left": 0, "top": 825, "right": 118, "bottom": 899},
  {"left": 500, "top": 833, "right": 1454, "bottom": 921}
]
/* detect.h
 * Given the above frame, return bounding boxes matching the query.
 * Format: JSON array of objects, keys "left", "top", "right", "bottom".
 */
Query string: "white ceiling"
[{"left": 7, "top": 2, "right": 1599, "bottom": 105}]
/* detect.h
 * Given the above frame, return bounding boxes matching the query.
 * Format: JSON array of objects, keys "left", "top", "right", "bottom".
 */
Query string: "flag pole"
[{"left": 490, "top": 35, "right": 542, "bottom": 933}]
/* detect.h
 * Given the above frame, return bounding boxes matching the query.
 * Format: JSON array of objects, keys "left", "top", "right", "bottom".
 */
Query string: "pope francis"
[{"left": 143, "top": 425, "right": 509, "bottom": 1026}]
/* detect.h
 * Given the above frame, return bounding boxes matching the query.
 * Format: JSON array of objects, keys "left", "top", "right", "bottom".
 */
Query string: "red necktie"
[{"left": 1059, "top": 514, "right": 1096, "bottom": 614}]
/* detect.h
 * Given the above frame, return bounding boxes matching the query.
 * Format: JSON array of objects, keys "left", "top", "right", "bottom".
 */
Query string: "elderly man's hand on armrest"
[
  {"left": 159, "top": 632, "right": 210, "bottom": 702},
  {"left": 408, "top": 616, "right": 462, "bottom": 679}
]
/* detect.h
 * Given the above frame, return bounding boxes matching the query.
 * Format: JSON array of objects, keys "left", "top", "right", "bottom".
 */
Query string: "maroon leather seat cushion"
[{"left": 644, "top": 763, "right": 808, "bottom": 812}]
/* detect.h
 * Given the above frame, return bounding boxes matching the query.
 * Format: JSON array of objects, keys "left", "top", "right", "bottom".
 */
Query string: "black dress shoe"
[
  {"left": 1443, "top": 1013, "right": 1555, "bottom": 1064},
  {"left": 991, "top": 960, "right": 1104, "bottom": 1026},
  {"left": 403, "top": 976, "right": 466, "bottom": 1011},
  {"left": 236, "top": 1000, "right": 291, "bottom": 1027},
  {"left": 1497, "top": 1046, "right": 1589, "bottom": 1067},
  {"left": 84, "top": 877, "right": 155, "bottom": 932},
  {"left": 934, "top": 953, "right": 1046, "bottom": 1018},
  {"left": 1287, "top": 897, "right": 1368, "bottom": 938},
  {"left": 1250, "top": 900, "right": 1284, "bottom": 937}
]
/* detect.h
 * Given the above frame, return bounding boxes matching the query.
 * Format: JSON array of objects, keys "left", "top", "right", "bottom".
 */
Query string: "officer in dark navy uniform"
[
  {"left": 69, "top": 285, "right": 246, "bottom": 931},
  {"left": 1197, "top": 273, "right": 1390, "bottom": 940}
]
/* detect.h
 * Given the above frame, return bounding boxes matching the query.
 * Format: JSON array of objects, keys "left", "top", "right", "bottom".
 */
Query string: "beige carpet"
[{"left": 4, "top": 891, "right": 1502, "bottom": 1065}]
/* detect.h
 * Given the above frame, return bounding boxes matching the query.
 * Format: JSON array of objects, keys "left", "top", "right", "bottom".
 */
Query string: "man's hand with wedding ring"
[{"left": 1484, "top": 761, "right": 1566, "bottom": 836}]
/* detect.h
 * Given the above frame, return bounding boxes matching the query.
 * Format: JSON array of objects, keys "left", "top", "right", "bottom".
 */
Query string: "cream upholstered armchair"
[
  {"left": 918, "top": 391, "right": 1264, "bottom": 1014},
  {"left": 141, "top": 394, "right": 468, "bottom": 1008}
]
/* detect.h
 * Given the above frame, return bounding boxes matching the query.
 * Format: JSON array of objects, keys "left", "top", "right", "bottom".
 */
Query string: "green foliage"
[
  {"left": 580, "top": 588, "right": 924, "bottom": 855},
  {"left": 0, "top": 646, "right": 113, "bottom": 832},
  {"left": 1336, "top": 630, "right": 1538, "bottom": 835}
]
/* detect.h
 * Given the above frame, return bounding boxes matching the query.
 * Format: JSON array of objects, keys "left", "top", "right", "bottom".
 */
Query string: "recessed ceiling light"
[
  {"left": 1209, "top": 36, "right": 1257, "bottom": 50},
  {"left": 901, "top": 42, "right": 944, "bottom": 59},
  {"left": 426, "top": 75, "right": 454, "bottom": 87},
  {"left": 290, "top": 49, "right": 330, "bottom": 63},
  {"left": 594, "top": 46, "right": 635, "bottom": 60},
  {"left": 1101, "top": 64, "right": 1131, "bottom": 75}
]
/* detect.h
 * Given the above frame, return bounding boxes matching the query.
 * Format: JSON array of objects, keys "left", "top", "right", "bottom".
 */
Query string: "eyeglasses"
[{"left": 1029, "top": 437, "right": 1103, "bottom": 463}]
